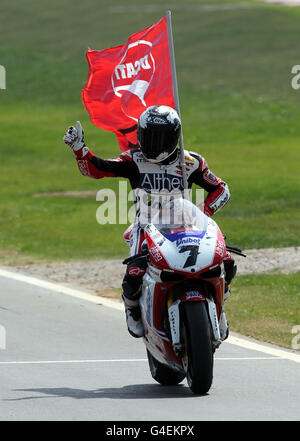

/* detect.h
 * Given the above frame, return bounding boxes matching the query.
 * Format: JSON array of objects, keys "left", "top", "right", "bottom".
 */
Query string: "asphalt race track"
[{"left": 0, "top": 268, "right": 299, "bottom": 421}]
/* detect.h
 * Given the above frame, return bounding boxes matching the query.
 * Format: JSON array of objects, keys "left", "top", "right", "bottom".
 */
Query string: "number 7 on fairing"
[{"left": 179, "top": 245, "right": 199, "bottom": 268}]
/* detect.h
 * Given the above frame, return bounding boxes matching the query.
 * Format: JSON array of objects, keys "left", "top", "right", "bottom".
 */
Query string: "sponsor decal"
[
  {"left": 146, "top": 287, "right": 152, "bottom": 326},
  {"left": 151, "top": 232, "right": 161, "bottom": 240},
  {"left": 157, "top": 238, "right": 166, "bottom": 247},
  {"left": 175, "top": 166, "right": 183, "bottom": 176},
  {"left": 203, "top": 169, "right": 219, "bottom": 185},
  {"left": 149, "top": 266, "right": 161, "bottom": 278},
  {"left": 184, "top": 154, "right": 196, "bottom": 163},
  {"left": 215, "top": 239, "right": 226, "bottom": 258},
  {"left": 139, "top": 172, "right": 183, "bottom": 192},
  {"left": 149, "top": 246, "right": 163, "bottom": 262},
  {"left": 211, "top": 189, "right": 229, "bottom": 212},
  {"left": 168, "top": 307, "right": 180, "bottom": 343},
  {"left": 128, "top": 266, "right": 146, "bottom": 276},
  {"left": 183, "top": 291, "right": 205, "bottom": 301},
  {"left": 185, "top": 162, "right": 194, "bottom": 167},
  {"left": 176, "top": 237, "right": 202, "bottom": 247},
  {"left": 112, "top": 41, "right": 155, "bottom": 108},
  {"left": 77, "top": 160, "right": 92, "bottom": 177},
  {"left": 165, "top": 230, "right": 206, "bottom": 243},
  {"left": 145, "top": 224, "right": 155, "bottom": 235}
]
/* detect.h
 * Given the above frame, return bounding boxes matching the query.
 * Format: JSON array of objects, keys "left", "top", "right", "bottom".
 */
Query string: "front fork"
[
  {"left": 167, "top": 296, "right": 222, "bottom": 357},
  {"left": 168, "top": 300, "right": 182, "bottom": 357}
]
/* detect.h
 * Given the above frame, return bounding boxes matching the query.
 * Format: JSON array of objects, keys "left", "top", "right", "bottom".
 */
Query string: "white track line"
[
  {"left": 1, "top": 267, "right": 299, "bottom": 363},
  {"left": 0, "top": 359, "right": 148, "bottom": 365},
  {"left": 0, "top": 267, "right": 123, "bottom": 310},
  {"left": 226, "top": 335, "right": 300, "bottom": 363},
  {"left": 0, "top": 357, "right": 284, "bottom": 365}
]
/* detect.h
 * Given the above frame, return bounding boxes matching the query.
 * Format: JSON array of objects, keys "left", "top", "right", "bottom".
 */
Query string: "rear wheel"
[
  {"left": 147, "top": 349, "right": 185, "bottom": 386},
  {"left": 181, "top": 301, "right": 214, "bottom": 394}
]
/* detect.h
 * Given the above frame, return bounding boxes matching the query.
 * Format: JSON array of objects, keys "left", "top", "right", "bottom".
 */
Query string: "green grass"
[
  {"left": 102, "top": 270, "right": 300, "bottom": 350},
  {"left": 1, "top": 0, "right": 300, "bottom": 264},
  {"left": 1, "top": 0, "right": 299, "bottom": 349},
  {"left": 228, "top": 271, "right": 300, "bottom": 349}
]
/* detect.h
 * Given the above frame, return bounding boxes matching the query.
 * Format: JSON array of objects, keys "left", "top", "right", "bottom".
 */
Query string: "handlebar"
[{"left": 226, "top": 245, "right": 247, "bottom": 258}]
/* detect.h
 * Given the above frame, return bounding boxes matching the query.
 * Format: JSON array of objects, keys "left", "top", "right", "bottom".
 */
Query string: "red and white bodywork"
[{"left": 138, "top": 198, "right": 226, "bottom": 372}]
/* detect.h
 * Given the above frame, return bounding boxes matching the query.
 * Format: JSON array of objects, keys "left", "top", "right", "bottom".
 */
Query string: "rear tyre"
[
  {"left": 182, "top": 301, "right": 214, "bottom": 394},
  {"left": 147, "top": 350, "right": 185, "bottom": 386}
]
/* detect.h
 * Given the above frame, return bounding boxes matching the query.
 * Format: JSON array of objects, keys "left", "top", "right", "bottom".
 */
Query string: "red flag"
[{"left": 81, "top": 16, "right": 175, "bottom": 151}]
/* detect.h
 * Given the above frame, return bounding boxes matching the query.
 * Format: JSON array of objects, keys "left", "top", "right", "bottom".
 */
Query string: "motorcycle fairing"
[{"left": 144, "top": 216, "right": 226, "bottom": 274}]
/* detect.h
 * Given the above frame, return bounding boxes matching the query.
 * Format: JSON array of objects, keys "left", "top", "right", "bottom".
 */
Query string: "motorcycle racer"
[{"left": 63, "top": 105, "right": 235, "bottom": 340}]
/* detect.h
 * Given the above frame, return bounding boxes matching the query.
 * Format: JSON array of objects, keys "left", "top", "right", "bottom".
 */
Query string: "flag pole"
[{"left": 166, "top": 10, "right": 189, "bottom": 196}]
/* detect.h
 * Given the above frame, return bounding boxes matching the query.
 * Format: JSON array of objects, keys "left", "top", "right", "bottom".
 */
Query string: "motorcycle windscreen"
[{"left": 151, "top": 197, "right": 208, "bottom": 235}]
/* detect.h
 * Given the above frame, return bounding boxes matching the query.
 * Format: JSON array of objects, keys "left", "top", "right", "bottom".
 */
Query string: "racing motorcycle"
[{"left": 124, "top": 197, "right": 244, "bottom": 395}]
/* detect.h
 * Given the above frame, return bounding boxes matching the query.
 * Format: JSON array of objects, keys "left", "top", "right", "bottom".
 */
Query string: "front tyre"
[
  {"left": 182, "top": 301, "right": 214, "bottom": 394},
  {"left": 147, "top": 350, "right": 185, "bottom": 386}
]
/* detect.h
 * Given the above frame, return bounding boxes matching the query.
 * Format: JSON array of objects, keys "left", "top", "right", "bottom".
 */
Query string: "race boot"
[{"left": 122, "top": 294, "right": 144, "bottom": 338}]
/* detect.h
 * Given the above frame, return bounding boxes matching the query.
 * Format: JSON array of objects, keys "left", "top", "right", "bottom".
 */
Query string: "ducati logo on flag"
[
  {"left": 112, "top": 41, "right": 155, "bottom": 108},
  {"left": 81, "top": 16, "right": 175, "bottom": 151}
]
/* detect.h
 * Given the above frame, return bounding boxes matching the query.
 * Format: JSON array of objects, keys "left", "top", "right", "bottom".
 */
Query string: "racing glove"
[{"left": 63, "top": 121, "right": 89, "bottom": 159}]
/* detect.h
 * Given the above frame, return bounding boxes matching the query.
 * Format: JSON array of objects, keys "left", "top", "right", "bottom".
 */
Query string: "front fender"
[{"left": 179, "top": 290, "right": 221, "bottom": 341}]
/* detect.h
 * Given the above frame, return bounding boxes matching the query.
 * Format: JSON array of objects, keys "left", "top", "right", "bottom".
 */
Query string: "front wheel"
[
  {"left": 181, "top": 301, "right": 214, "bottom": 394},
  {"left": 147, "top": 349, "right": 185, "bottom": 386}
]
